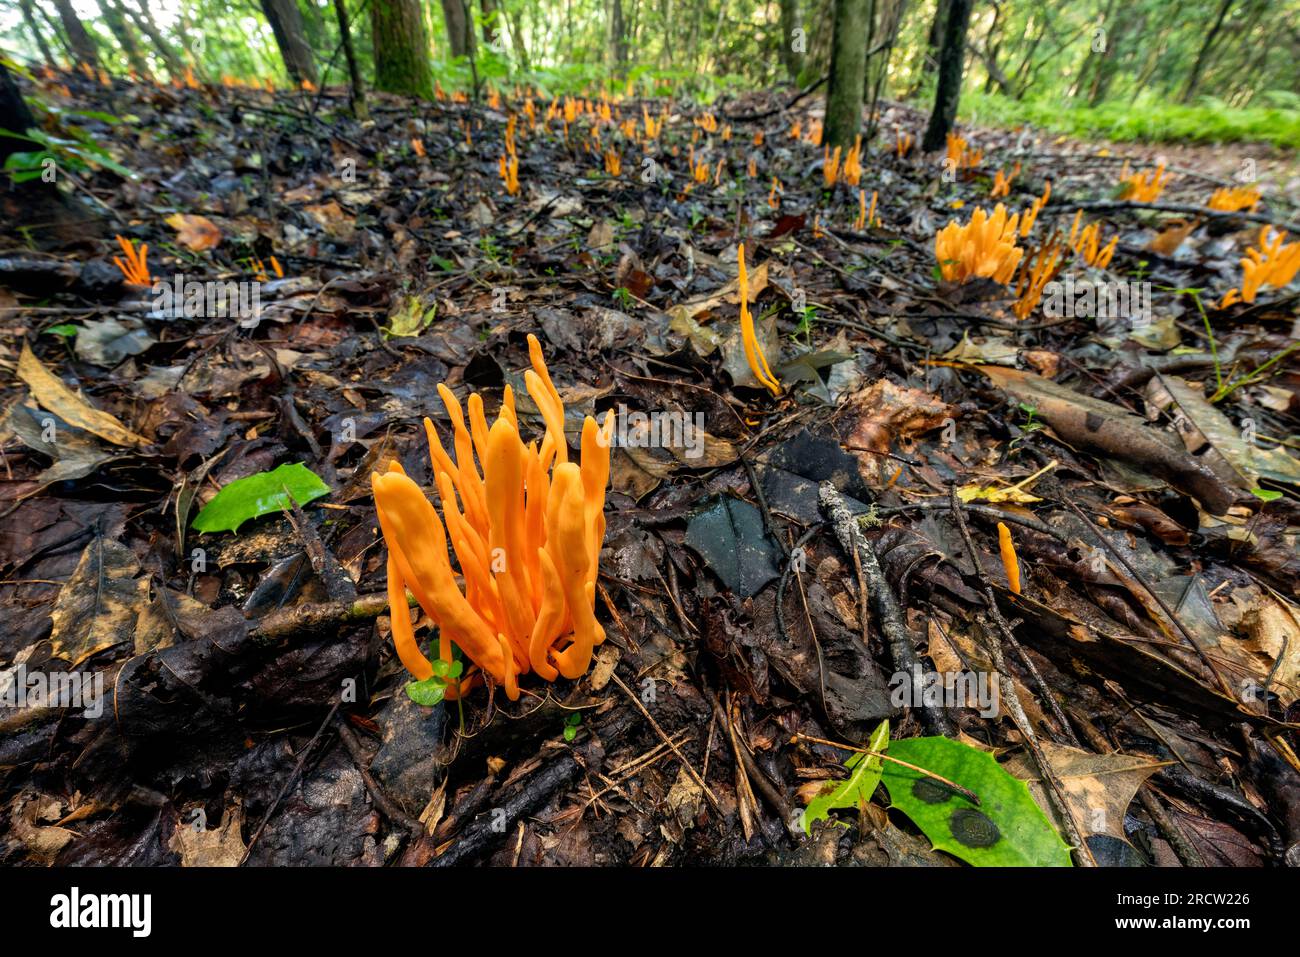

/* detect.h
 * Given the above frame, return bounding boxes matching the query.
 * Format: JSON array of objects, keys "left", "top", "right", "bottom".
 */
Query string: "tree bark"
[
  {"left": 37, "top": 5, "right": 75, "bottom": 62},
  {"left": 824, "top": 0, "right": 869, "bottom": 149},
  {"left": 97, "top": 0, "right": 147, "bottom": 74},
  {"left": 18, "top": 0, "right": 55, "bottom": 66},
  {"left": 0, "top": 62, "right": 38, "bottom": 169},
  {"left": 481, "top": 0, "right": 500, "bottom": 44},
  {"left": 506, "top": 7, "right": 531, "bottom": 69},
  {"left": 778, "top": 0, "right": 803, "bottom": 81},
  {"left": 921, "top": 0, "right": 951, "bottom": 76},
  {"left": 332, "top": 0, "right": 368, "bottom": 117},
  {"left": 440, "top": 0, "right": 475, "bottom": 59},
  {"left": 1, "top": 61, "right": 88, "bottom": 242},
  {"left": 1181, "top": 0, "right": 1235, "bottom": 103},
  {"left": 373, "top": 0, "right": 434, "bottom": 98},
  {"left": 52, "top": 0, "right": 101, "bottom": 69},
  {"left": 122, "top": 0, "right": 184, "bottom": 77},
  {"left": 607, "top": 0, "right": 628, "bottom": 73},
  {"left": 921, "top": 0, "right": 972, "bottom": 152},
  {"left": 260, "top": 0, "right": 320, "bottom": 86}
]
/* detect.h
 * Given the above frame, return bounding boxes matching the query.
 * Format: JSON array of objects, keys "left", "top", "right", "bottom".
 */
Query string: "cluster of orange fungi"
[
  {"left": 372, "top": 336, "right": 613, "bottom": 701},
  {"left": 1118, "top": 162, "right": 1168, "bottom": 203},
  {"left": 934, "top": 204, "right": 1024, "bottom": 284},
  {"left": 1219, "top": 227, "right": 1300, "bottom": 308}
]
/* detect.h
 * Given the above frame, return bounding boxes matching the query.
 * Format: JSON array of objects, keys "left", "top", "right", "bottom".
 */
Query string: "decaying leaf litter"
[{"left": 2, "top": 70, "right": 1300, "bottom": 868}]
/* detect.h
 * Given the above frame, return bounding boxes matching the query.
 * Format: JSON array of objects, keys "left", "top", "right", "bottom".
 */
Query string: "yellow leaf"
[
  {"left": 165, "top": 213, "right": 222, "bottom": 251},
  {"left": 956, "top": 484, "right": 1043, "bottom": 504},
  {"left": 18, "top": 341, "right": 150, "bottom": 447}
]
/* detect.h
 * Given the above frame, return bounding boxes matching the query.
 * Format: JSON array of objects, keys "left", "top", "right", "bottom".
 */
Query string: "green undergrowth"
[{"left": 957, "top": 89, "right": 1300, "bottom": 150}]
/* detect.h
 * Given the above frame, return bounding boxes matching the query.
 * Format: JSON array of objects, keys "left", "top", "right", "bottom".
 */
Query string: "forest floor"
[{"left": 2, "top": 72, "right": 1300, "bottom": 867}]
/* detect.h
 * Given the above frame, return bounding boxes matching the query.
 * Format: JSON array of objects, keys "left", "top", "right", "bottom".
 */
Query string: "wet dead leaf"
[
  {"left": 165, "top": 212, "right": 222, "bottom": 251},
  {"left": 18, "top": 341, "right": 150, "bottom": 447},
  {"left": 169, "top": 803, "right": 246, "bottom": 866},
  {"left": 980, "top": 365, "right": 1239, "bottom": 515},
  {"left": 49, "top": 538, "right": 146, "bottom": 665}
]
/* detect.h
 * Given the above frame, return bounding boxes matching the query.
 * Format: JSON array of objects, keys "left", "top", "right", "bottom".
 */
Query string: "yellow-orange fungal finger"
[
  {"left": 497, "top": 633, "right": 520, "bottom": 700},
  {"left": 484, "top": 418, "right": 536, "bottom": 653},
  {"left": 385, "top": 552, "right": 434, "bottom": 680},
  {"left": 737, "top": 243, "right": 780, "bottom": 394},
  {"left": 546, "top": 464, "right": 603, "bottom": 679},
  {"left": 467, "top": 393, "right": 492, "bottom": 471},
  {"left": 522, "top": 442, "right": 550, "bottom": 609},
  {"left": 438, "top": 470, "right": 491, "bottom": 576},
  {"left": 424, "top": 417, "right": 459, "bottom": 485},
  {"left": 525, "top": 369, "right": 568, "bottom": 466},
  {"left": 436, "top": 386, "right": 490, "bottom": 533},
  {"left": 528, "top": 548, "right": 566, "bottom": 681},
  {"left": 997, "top": 522, "right": 1021, "bottom": 595},
  {"left": 437, "top": 383, "right": 481, "bottom": 479},
  {"left": 580, "top": 412, "right": 614, "bottom": 581},
  {"left": 438, "top": 473, "right": 505, "bottom": 632},
  {"left": 526, "top": 333, "right": 564, "bottom": 415},
  {"left": 500, "top": 384, "right": 518, "bottom": 431},
  {"left": 373, "top": 471, "right": 506, "bottom": 679}
]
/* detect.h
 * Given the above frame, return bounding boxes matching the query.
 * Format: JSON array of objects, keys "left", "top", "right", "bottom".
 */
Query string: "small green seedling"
[{"left": 406, "top": 658, "right": 464, "bottom": 707}]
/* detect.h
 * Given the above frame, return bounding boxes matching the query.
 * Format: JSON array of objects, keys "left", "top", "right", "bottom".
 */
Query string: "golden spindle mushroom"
[{"left": 997, "top": 522, "right": 1022, "bottom": 595}]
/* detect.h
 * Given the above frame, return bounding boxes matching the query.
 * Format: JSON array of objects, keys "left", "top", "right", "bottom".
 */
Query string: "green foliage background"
[{"left": 2, "top": 0, "right": 1298, "bottom": 145}]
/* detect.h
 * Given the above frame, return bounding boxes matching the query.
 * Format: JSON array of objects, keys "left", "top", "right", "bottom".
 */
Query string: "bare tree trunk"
[
  {"left": 1, "top": 60, "right": 87, "bottom": 241},
  {"left": 260, "top": 0, "right": 320, "bottom": 86},
  {"left": 18, "top": 0, "right": 56, "bottom": 66},
  {"left": 481, "top": 0, "right": 500, "bottom": 44},
  {"left": 1181, "top": 0, "right": 1235, "bottom": 102},
  {"left": 374, "top": 0, "right": 434, "bottom": 97},
  {"left": 922, "top": 0, "right": 950, "bottom": 75},
  {"left": 777, "top": 0, "right": 803, "bottom": 81},
  {"left": 97, "top": 0, "right": 147, "bottom": 73},
  {"left": 607, "top": 0, "right": 628, "bottom": 73},
  {"left": 824, "top": 0, "right": 869, "bottom": 149},
  {"left": 863, "top": 0, "right": 906, "bottom": 98},
  {"left": 1085, "top": 0, "right": 1127, "bottom": 104},
  {"left": 0, "top": 62, "right": 38, "bottom": 168},
  {"left": 332, "top": 0, "right": 368, "bottom": 117},
  {"left": 921, "top": 0, "right": 972, "bottom": 152},
  {"left": 37, "top": 5, "right": 75, "bottom": 62},
  {"left": 440, "top": 0, "right": 475, "bottom": 59},
  {"left": 52, "top": 0, "right": 101, "bottom": 69},
  {"left": 506, "top": 7, "right": 531, "bottom": 70},
  {"left": 122, "top": 0, "right": 184, "bottom": 76},
  {"left": 864, "top": 0, "right": 908, "bottom": 141}
]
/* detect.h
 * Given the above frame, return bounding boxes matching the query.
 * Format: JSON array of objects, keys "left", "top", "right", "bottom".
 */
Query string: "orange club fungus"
[{"left": 372, "top": 336, "right": 614, "bottom": 700}]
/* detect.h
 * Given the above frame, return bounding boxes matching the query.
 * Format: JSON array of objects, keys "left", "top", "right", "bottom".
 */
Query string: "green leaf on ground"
[
  {"left": 801, "top": 719, "right": 889, "bottom": 834},
  {"left": 881, "top": 736, "right": 1073, "bottom": 867},
  {"left": 191, "top": 462, "right": 330, "bottom": 534}
]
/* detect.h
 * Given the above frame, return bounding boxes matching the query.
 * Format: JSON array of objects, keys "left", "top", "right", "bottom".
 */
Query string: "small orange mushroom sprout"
[
  {"left": 1118, "top": 162, "right": 1167, "bottom": 203},
  {"left": 997, "top": 522, "right": 1021, "bottom": 594},
  {"left": 1207, "top": 185, "right": 1260, "bottom": 212},
  {"left": 1067, "top": 211, "right": 1118, "bottom": 269},
  {"left": 990, "top": 162, "right": 1020, "bottom": 199},
  {"left": 823, "top": 145, "right": 843, "bottom": 188},
  {"left": 372, "top": 336, "right": 614, "bottom": 700},
  {"left": 499, "top": 154, "right": 520, "bottom": 195},
  {"left": 934, "top": 204, "right": 1024, "bottom": 284},
  {"left": 112, "top": 235, "right": 152, "bottom": 287},
  {"left": 737, "top": 243, "right": 781, "bottom": 395},
  {"left": 1219, "top": 226, "right": 1300, "bottom": 308}
]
